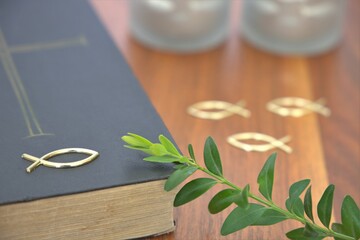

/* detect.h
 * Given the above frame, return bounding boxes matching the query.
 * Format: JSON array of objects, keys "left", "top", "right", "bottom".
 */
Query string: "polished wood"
[{"left": 91, "top": 1, "right": 359, "bottom": 239}]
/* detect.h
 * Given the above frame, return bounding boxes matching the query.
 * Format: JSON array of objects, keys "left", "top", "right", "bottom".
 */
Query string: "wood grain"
[{"left": 91, "top": 1, "right": 359, "bottom": 239}]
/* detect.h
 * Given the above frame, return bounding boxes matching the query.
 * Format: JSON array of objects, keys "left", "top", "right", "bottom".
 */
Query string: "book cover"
[{"left": 0, "top": 0, "right": 173, "bottom": 206}]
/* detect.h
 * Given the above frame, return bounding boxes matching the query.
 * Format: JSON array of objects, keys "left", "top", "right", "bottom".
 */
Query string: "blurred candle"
[
  {"left": 129, "top": 0, "right": 230, "bottom": 52},
  {"left": 241, "top": 0, "right": 347, "bottom": 55}
]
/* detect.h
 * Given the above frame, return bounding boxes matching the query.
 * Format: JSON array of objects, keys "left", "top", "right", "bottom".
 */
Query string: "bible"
[{"left": 0, "top": 0, "right": 175, "bottom": 239}]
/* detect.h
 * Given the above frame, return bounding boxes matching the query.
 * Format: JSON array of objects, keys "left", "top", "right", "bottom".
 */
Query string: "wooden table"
[{"left": 92, "top": 1, "right": 359, "bottom": 239}]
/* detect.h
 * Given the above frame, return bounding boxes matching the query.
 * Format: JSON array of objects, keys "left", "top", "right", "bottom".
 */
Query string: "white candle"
[
  {"left": 241, "top": 0, "right": 347, "bottom": 55},
  {"left": 129, "top": 0, "right": 230, "bottom": 52}
]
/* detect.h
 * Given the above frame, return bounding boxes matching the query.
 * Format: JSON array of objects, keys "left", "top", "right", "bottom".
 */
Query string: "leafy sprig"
[{"left": 122, "top": 133, "right": 360, "bottom": 240}]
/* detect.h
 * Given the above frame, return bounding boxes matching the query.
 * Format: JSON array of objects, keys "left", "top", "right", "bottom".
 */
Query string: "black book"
[{"left": 0, "top": 0, "right": 175, "bottom": 239}]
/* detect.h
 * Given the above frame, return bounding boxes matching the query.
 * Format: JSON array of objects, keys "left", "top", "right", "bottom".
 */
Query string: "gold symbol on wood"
[
  {"left": 187, "top": 100, "right": 251, "bottom": 120},
  {"left": 267, "top": 97, "right": 331, "bottom": 117},
  {"left": 22, "top": 148, "right": 99, "bottom": 173},
  {"left": 227, "top": 132, "right": 292, "bottom": 153},
  {"left": 0, "top": 27, "right": 87, "bottom": 138}
]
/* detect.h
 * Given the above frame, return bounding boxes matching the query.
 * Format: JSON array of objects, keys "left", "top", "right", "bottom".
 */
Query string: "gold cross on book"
[{"left": 0, "top": 28, "right": 87, "bottom": 138}]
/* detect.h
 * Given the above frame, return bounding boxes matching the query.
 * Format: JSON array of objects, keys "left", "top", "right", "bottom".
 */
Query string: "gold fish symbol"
[
  {"left": 187, "top": 100, "right": 251, "bottom": 120},
  {"left": 267, "top": 97, "right": 330, "bottom": 117},
  {"left": 22, "top": 148, "right": 99, "bottom": 173},
  {"left": 227, "top": 132, "right": 292, "bottom": 154}
]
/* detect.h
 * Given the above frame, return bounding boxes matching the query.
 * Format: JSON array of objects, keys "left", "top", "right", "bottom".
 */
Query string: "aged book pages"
[{"left": 0, "top": 180, "right": 175, "bottom": 239}]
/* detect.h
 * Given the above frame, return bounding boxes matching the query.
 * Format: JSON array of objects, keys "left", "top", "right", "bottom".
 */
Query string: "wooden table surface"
[{"left": 92, "top": 1, "right": 359, "bottom": 239}]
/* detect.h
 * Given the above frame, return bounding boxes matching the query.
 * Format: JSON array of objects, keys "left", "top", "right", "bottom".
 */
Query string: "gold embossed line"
[
  {"left": 187, "top": 100, "right": 251, "bottom": 120},
  {"left": 227, "top": 132, "right": 292, "bottom": 153},
  {"left": 0, "top": 28, "right": 43, "bottom": 137},
  {"left": 8, "top": 35, "right": 87, "bottom": 54},
  {"left": 267, "top": 97, "right": 331, "bottom": 117}
]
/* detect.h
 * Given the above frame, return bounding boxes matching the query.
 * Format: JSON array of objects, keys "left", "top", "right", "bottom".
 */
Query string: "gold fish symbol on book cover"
[
  {"left": 227, "top": 132, "right": 292, "bottom": 154},
  {"left": 267, "top": 97, "right": 331, "bottom": 117},
  {"left": 22, "top": 148, "right": 99, "bottom": 173},
  {"left": 187, "top": 100, "right": 251, "bottom": 120}
]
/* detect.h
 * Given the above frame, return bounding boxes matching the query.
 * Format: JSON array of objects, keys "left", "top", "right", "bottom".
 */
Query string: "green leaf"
[
  {"left": 128, "top": 133, "right": 153, "bottom": 145},
  {"left": 122, "top": 133, "right": 152, "bottom": 148},
  {"left": 304, "top": 186, "right": 315, "bottom": 222},
  {"left": 304, "top": 223, "right": 319, "bottom": 238},
  {"left": 188, "top": 144, "right": 196, "bottom": 161},
  {"left": 204, "top": 137, "right": 223, "bottom": 176},
  {"left": 174, "top": 178, "right": 217, "bottom": 207},
  {"left": 221, "top": 204, "right": 266, "bottom": 236},
  {"left": 286, "top": 197, "right": 304, "bottom": 217},
  {"left": 251, "top": 209, "right": 288, "bottom": 226},
  {"left": 123, "top": 145, "right": 154, "bottom": 155},
  {"left": 257, "top": 153, "right": 276, "bottom": 200},
  {"left": 221, "top": 204, "right": 266, "bottom": 235},
  {"left": 173, "top": 164, "right": 185, "bottom": 170},
  {"left": 317, "top": 184, "right": 335, "bottom": 228},
  {"left": 341, "top": 195, "right": 360, "bottom": 239},
  {"left": 149, "top": 143, "right": 168, "bottom": 156},
  {"left": 208, "top": 189, "right": 238, "bottom": 214},
  {"left": 331, "top": 223, "right": 346, "bottom": 235},
  {"left": 285, "top": 179, "right": 310, "bottom": 219},
  {"left": 289, "top": 179, "right": 311, "bottom": 198},
  {"left": 235, "top": 184, "right": 250, "bottom": 209},
  {"left": 164, "top": 165, "right": 197, "bottom": 191},
  {"left": 159, "top": 135, "right": 181, "bottom": 156},
  {"left": 331, "top": 223, "right": 353, "bottom": 240},
  {"left": 286, "top": 228, "right": 306, "bottom": 240},
  {"left": 178, "top": 157, "right": 189, "bottom": 163},
  {"left": 286, "top": 228, "right": 324, "bottom": 240},
  {"left": 122, "top": 136, "right": 141, "bottom": 147},
  {"left": 285, "top": 179, "right": 310, "bottom": 217},
  {"left": 143, "top": 155, "right": 179, "bottom": 163}
]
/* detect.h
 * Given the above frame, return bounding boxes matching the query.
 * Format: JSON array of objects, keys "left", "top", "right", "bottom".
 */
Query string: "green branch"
[{"left": 122, "top": 133, "right": 360, "bottom": 240}]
